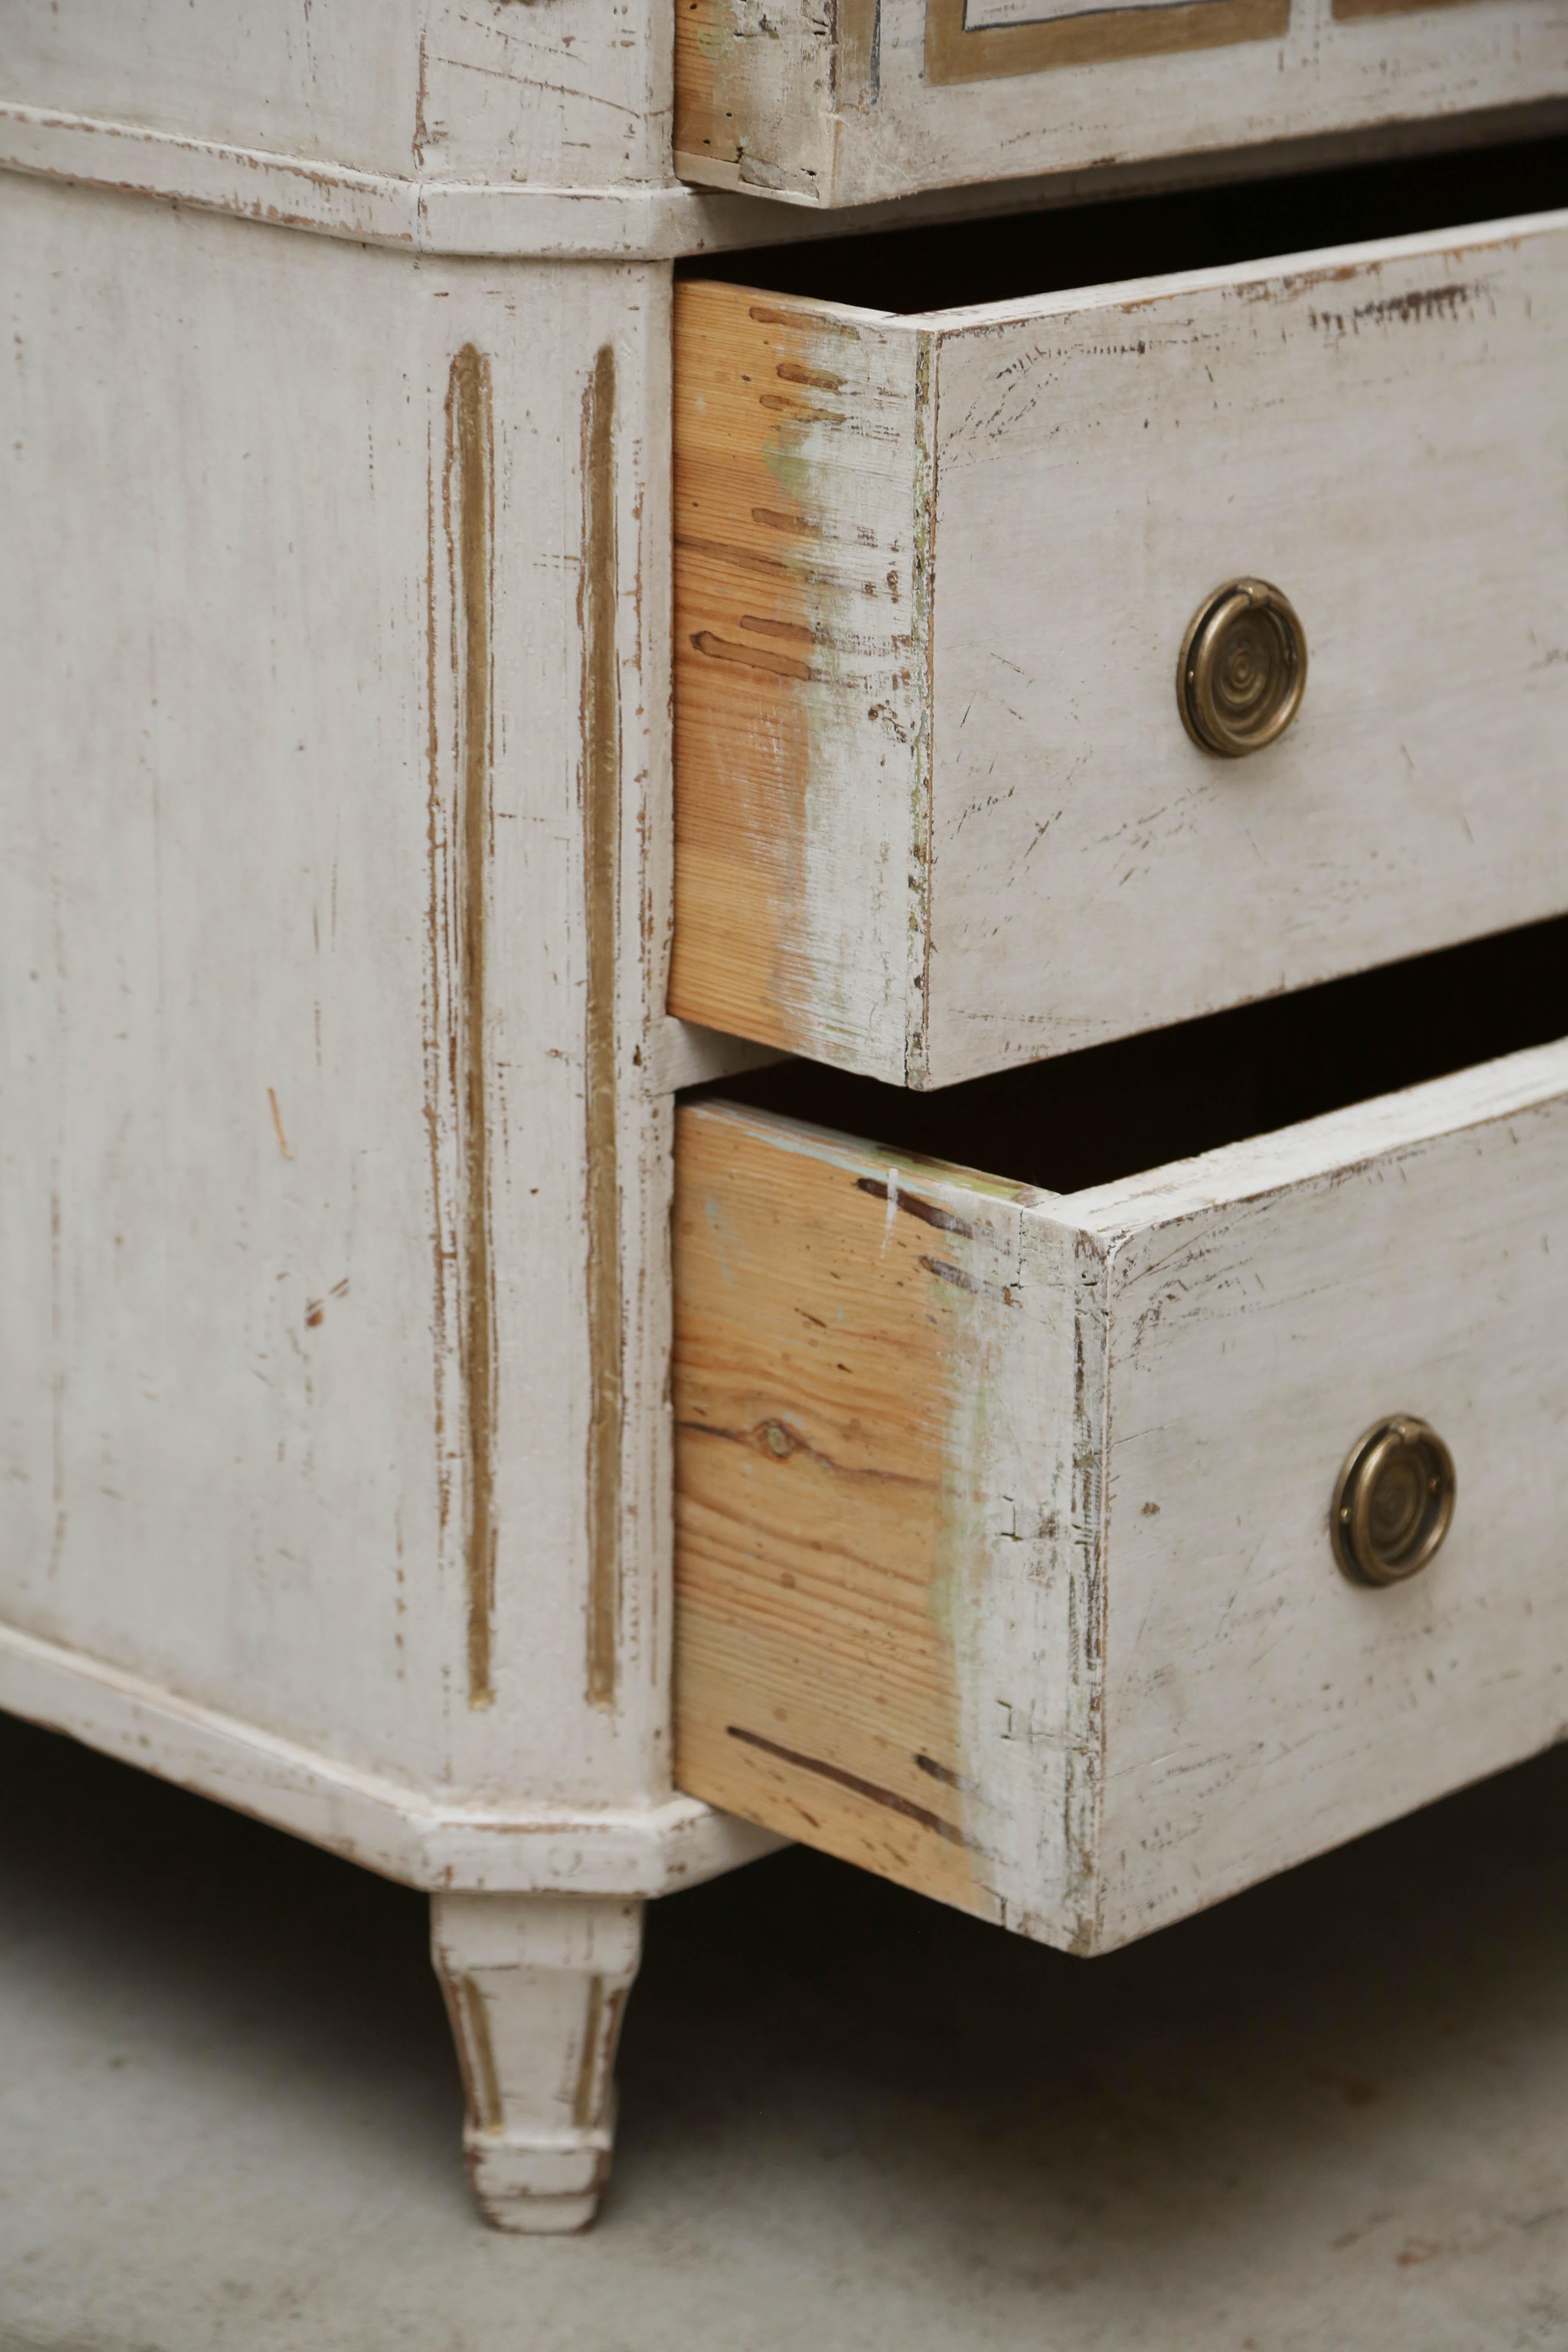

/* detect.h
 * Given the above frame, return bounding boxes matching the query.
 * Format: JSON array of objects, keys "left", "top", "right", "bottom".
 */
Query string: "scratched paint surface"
[
  {"left": 1080, "top": 1059, "right": 1568, "bottom": 1946},
  {"left": 923, "top": 220, "right": 1568, "bottom": 1082}
]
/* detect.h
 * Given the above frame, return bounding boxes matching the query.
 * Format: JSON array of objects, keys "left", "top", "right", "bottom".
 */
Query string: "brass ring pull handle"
[
  {"left": 1331, "top": 1415, "right": 1456, "bottom": 1588},
  {"left": 1178, "top": 578, "right": 1307, "bottom": 757}
]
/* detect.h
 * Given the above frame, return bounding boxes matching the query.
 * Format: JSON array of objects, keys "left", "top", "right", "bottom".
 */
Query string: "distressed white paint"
[
  {"left": 0, "top": 94, "right": 780, "bottom": 261},
  {"left": 0, "top": 162, "right": 784, "bottom": 2225},
  {"left": 2, "top": 178, "right": 675, "bottom": 1811},
  {"left": 2, "top": 0, "right": 678, "bottom": 192},
  {"left": 1072, "top": 1041, "right": 1568, "bottom": 1949},
  {"left": 14, "top": 108, "right": 1564, "bottom": 273},
  {"left": 12, "top": 25, "right": 1563, "bottom": 261},
  {"left": 5, "top": 0, "right": 1562, "bottom": 2239},
  {"left": 693, "top": 1036, "right": 1568, "bottom": 1950},
  {"left": 677, "top": 211, "right": 1568, "bottom": 1086},
  {"left": 677, "top": 0, "right": 1568, "bottom": 209}
]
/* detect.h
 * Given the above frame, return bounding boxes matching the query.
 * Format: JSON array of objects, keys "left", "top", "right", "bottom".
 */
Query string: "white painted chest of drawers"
[{"left": 2, "top": 0, "right": 1565, "bottom": 2230}]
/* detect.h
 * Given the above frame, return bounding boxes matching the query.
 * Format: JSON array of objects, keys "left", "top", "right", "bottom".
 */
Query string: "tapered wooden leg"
[{"left": 430, "top": 1892, "right": 643, "bottom": 2233}]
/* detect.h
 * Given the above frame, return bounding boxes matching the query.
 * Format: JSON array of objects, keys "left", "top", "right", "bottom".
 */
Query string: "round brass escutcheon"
[
  {"left": 1178, "top": 578, "right": 1307, "bottom": 757},
  {"left": 1330, "top": 1416, "right": 1456, "bottom": 1588}
]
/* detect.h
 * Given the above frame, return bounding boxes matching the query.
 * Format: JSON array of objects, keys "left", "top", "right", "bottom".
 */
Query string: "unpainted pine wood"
[
  {"left": 675, "top": 0, "right": 1568, "bottom": 209},
  {"left": 669, "top": 278, "right": 928, "bottom": 1085},
  {"left": 673, "top": 1105, "right": 984, "bottom": 1915},
  {"left": 674, "top": 1042, "right": 1568, "bottom": 1950},
  {"left": 672, "top": 214, "right": 1568, "bottom": 1088},
  {"left": 673, "top": 1100, "right": 1094, "bottom": 1941}
]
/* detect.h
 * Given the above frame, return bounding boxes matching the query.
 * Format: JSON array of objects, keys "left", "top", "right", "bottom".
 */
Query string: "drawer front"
[
  {"left": 673, "top": 1040, "right": 1568, "bottom": 1951},
  {"left": 673, "top": 212, "right": 1568, "bottom": 1088},
  {"left": 675, "top": 0, "right": 1568, "bottom": 209}
]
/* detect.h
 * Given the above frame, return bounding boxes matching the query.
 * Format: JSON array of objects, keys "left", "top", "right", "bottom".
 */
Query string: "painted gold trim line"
[
  {"left": 1333, "top": 0, "right": 1503, "bottom": 20},
  {"left": 926, "top": 0, "right": 1289, "bottom": 81},
  {"left": 447, "top": 344, "right": 499, "bottom": 1713},
  {"left": 581, "top": 345, "right": 624, "bottom": 1711}
]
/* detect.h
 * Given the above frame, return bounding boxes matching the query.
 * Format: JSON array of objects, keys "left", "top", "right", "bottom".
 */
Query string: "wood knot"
[{"left": 756, "top": 1419, "right": 798, "bottom": 1460}]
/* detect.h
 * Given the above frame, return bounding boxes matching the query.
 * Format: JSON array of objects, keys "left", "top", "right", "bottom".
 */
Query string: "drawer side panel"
[
  {"left": 673, "top": 1102, "right": 1090, "bottom": 1938},
  {"left": 672, "top": 282, "right": 928, "bottom": 1083}
]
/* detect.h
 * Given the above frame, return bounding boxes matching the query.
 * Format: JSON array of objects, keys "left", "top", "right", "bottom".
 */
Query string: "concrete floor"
[{"left": 1, "top": 1716, "right": 1566, "bottom": 2352}]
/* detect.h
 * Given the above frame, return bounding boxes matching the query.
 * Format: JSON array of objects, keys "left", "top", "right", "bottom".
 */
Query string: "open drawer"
[
  {"left": 671, "top": 173, "right": 1568, "bottom": 1088},
  {"left": 672, "top": 922, "right": 1568, "bottom": 1952},
  {"left": 675, "top": 0, "right": 1568, "bottom": 210}
]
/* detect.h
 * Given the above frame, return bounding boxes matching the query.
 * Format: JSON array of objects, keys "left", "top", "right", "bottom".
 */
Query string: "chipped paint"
[{"left": 1060, "top": 1232, "right": 1111, "bottom": 1952}]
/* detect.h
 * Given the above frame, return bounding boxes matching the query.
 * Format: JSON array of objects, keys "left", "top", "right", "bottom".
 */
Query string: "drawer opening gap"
[
  {"left": 686, "top": 913, "right": 1568, "bottom": 1195},
  {"left": 678, "top": 133, "right": 1568, "bottom": 318}
]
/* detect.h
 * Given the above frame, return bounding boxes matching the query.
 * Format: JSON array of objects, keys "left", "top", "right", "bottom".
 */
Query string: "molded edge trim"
[
  {"left": 13, "top": 98, "right": 1568, "bottom": 255},
  {"left": 2, "top": 98, "right": 1109, "bottom": 257},
  {"left": 0, "top": 1617, "right": 787, "bottom": 1894},
  {"left": 0, "top": 101, "right": 761, "bottom": 257}
]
